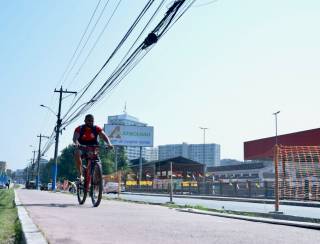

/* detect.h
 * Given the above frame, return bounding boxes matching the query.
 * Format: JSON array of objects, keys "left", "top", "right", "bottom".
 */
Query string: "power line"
[
  {"left": 57, "top": 0, "right": 103, "bottom": 89},
  {"left": 66, "top": 0, "right": 123, "bottom": 90},
  {"left": 62, "top": 0, "right": 111, "bottom": 88},
  {"left": 61, "top": 0, "right": 156, "bottom": 123},
  {"left": 61, "top": 0, "right": 192, "bottom": 128},
  {"left": 39, "top": 0, "right": 103, "bottom": 138},
  {"left": 193, "top": 0, "right": 217, "bottom": 8},
  {"left": 41, "top": 0, "right": 197, "bottom": 154}
]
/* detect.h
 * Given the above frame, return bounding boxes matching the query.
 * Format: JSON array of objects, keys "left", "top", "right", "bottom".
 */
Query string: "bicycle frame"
[
  {"left": 79, "top": 145, "right": 101, "bottom": 191},
  {"left": 77, "top": 144, "right": 108, "bottom": 207}
]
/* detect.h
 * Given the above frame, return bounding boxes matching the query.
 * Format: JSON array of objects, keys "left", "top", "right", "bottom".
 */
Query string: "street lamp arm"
[
  {"left": 273, "top": 111, "right": 280, "bottom": 115},
  {"left": 40, "top": 104, "right": 57, "bottom": 117}
]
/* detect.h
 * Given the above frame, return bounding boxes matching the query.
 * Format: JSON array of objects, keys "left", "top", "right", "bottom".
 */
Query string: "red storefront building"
[{"left": 244, "top": 128, "right": 320, "bottom": 160}]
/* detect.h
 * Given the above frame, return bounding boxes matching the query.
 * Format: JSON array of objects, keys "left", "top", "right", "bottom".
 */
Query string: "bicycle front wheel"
[
  {"left": 90, "top": 162, "right": 103, "bottom": 207},
  {"left": 77, "top": 166, "right": 87, "bottom": 205}
]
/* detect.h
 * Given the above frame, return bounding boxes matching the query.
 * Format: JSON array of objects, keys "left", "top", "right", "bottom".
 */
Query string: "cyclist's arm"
[
  {"left": 73, "top": 131, "right": 80, "bottom": 145},
  {"left": 98, "top": 130, "right": 112, "bottom": 147}
]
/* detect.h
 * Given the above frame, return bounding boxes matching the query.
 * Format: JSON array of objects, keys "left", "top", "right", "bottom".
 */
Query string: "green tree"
[
  {"left": 98, "top": 140, "right": 129, "bottom": 174},
  {"left": 39, "top": 142, "right": 130, "bottom": 181},
  {"left": 39, "top": 159, "right": 54, "bottom": 183},
  {"left": 99, "top": 140, "right": 115, "bottom": 175},
  {"left": 57, "top": 145, "right": 77, "bottom": 181},
  {"left": 116, "top": 146, "right": 129, "bottom": 171}
]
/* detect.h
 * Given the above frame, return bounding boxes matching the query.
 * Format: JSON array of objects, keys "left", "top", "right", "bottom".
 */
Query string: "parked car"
[
  {"left": 104, "top": 182, "right": 125, "bottom": 194},
  {"left": 47, "top": 183, "right": 52, "bottom": 191},
  {"left": 0, "top": 183, "right": 6, "bottom": 189},
  {"left": 26, "top": 181, "right": 36, "bottom": 189},
  {"left": 40, "top": 183, "right": 48, "bottom": 191}
]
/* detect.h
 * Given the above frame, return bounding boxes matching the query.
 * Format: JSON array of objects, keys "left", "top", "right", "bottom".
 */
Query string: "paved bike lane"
[{"left": 16, "top": 189, "right": 320, "bottom": 244}]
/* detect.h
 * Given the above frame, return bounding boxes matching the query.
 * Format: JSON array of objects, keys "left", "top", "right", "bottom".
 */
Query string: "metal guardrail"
[{"left": 125, "top": 180, "right": 320, "bottom": 201}]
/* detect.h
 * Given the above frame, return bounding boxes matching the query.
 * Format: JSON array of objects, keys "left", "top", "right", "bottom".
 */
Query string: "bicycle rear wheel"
[
  {"left": 77, "top": 166, "right": 87, "bottom": 205},
  {"left": 90, "top": 162, "right": 103, "bottom": 207}
]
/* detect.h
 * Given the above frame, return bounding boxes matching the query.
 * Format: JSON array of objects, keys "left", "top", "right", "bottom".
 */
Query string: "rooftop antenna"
[{"left": 123, "top": 102, "right": 127, "bottom": 114}]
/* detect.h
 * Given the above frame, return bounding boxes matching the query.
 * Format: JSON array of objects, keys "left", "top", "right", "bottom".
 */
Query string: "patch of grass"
[{"left": 0, "top": 189, "right": 22, "bottom": 244}]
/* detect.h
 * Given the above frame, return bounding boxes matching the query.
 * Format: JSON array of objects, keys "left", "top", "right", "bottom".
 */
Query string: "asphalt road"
[
  {"left": 17, "top": 189, "right": 320, "bottom": 244},
  {"left": 107, "top": 193, "right": 320, "bottom": 219}
]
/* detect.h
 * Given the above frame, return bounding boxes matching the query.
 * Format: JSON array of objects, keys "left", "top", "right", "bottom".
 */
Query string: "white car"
[
  {"left": 47, "top": 183, "right": 52, "bottom": 191},
  {"left": 104, "top": 182, "right": 125, "bottom": 194}
]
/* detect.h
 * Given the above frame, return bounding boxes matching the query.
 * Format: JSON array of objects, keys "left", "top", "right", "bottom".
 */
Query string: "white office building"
[
  {"left": 159, "top": 143, "right": 220, "bottom": 167},
  {"left": 126, "top": 147, "right": 158, "bottom": 161},
  {"left": 107, "top": 113, "right": 147, "bottom": 127},
  {"left": 106, "top": 113, "right": 157, "bottom": 161}
]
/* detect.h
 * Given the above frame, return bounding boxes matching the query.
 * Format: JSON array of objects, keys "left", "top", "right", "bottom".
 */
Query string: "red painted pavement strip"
[{"left": 16, "top": 189, "right": 320, "bottom": 244}]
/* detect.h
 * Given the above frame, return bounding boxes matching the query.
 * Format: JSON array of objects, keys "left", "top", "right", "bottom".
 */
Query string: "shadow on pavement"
[{"left": 17, "top": 203, "right": 79, "bottom": 208}]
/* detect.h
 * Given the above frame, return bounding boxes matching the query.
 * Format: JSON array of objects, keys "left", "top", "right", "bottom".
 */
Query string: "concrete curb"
[
  {"left": 123, "top": 192, "right": 320, "bottom": 207},
  {"left": 177, "top": 208, "right": 320, "bottom": 230},
  {"left": 14, "top": 190, "right": 48, "bottom": 244}
]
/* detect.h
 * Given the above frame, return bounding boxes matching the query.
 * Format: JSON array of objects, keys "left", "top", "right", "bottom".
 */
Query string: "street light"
[
  {"left": 199, "top": 127, "right": 208, "bottom": 164},
  {"left": 272, "top": 111, "right": 282, "bottom": 213},
  {"left": 273, "top": 111, "right": 280, "bottom": 145},
  {"left": 40, "top": 104, "right": 57, "bottom": 117},
  {"left": 199, "top": 127, "right": 208, "bottom": 192},
  {"left": 40, "top": 104, "right": 59, "bottom": 191},
  {"left": 36, "top": 134, "right": 49, "bottom": 190}
]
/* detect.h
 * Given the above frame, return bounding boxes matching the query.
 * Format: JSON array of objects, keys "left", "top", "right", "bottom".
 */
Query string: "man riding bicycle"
[{"left": 73, "top": 114, "right": 113, "bottom": 181}]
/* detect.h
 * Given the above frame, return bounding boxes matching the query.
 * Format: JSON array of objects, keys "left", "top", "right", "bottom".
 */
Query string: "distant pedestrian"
[{"left": 6, "top": 180, "right": 10, "bottom": 189}]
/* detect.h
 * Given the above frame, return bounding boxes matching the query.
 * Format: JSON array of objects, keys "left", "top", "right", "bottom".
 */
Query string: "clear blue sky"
[{"left": 1, "top": 0, "right": 320, "bottom": 170}]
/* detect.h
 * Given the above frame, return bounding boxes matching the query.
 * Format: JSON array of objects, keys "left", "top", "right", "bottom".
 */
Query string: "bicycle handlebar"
[{"left": 74, "top": 144, "right": 113, "bottom": 151}]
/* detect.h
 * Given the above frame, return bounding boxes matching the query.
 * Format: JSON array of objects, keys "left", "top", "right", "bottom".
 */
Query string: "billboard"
[{"left": 104, "top": 124, "right": 153, "bottom": 147}]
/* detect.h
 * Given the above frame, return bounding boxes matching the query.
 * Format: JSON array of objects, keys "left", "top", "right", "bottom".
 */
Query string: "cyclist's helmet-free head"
[{"left": 84, "top": 114, "right": 94, "bottom": 127}]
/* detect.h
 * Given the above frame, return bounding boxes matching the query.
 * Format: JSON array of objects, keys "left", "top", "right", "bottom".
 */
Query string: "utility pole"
[
  {"left": 36, "top": 134, "right": 49, "bottom": 190},
  {"left": 169, "top": 161, "right": 173, "bottom": 203},
  {"left": 52, "top": 86, "right": 77, "bottom": 191},
  {"left": 115, "top": 146, "right": 118, "bottom": 172},
  {"left": 31, "top": 150, "right": 36, "bottom": 182},
  {"left": 26, "top": 159, "right": 32, "bottom": 185},
  {"left": 139, "top": 146, "right": 142, "bottom": 188}
]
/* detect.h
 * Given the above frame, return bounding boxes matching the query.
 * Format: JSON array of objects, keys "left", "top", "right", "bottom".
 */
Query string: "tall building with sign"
[
  {"left": 104, "top": 113, "right": 157, "bottom": 161},
  {"left": 159, "top": 143, "right": 220, "bottom": 167},
  {"left": 0, "top": 161, "right": 7, "bottom": 173}
]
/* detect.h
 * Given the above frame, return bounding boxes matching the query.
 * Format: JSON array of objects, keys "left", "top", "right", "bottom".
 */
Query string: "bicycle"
[{"left": 76, "top": 145, "right": 106, "bottom": 207}]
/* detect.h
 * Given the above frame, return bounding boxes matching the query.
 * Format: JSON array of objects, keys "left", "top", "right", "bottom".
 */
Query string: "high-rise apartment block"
[
  {"left": 0, "top": 161, "right": 7, "bottom": 172},
  {"left": 159, "top": 143, "right": 220, "bottom": 167}
]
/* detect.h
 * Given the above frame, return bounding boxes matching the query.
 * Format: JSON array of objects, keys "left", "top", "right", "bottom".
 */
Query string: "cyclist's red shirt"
[{"left": 75, "top": 125, "right": 102, "bottom": 145}]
